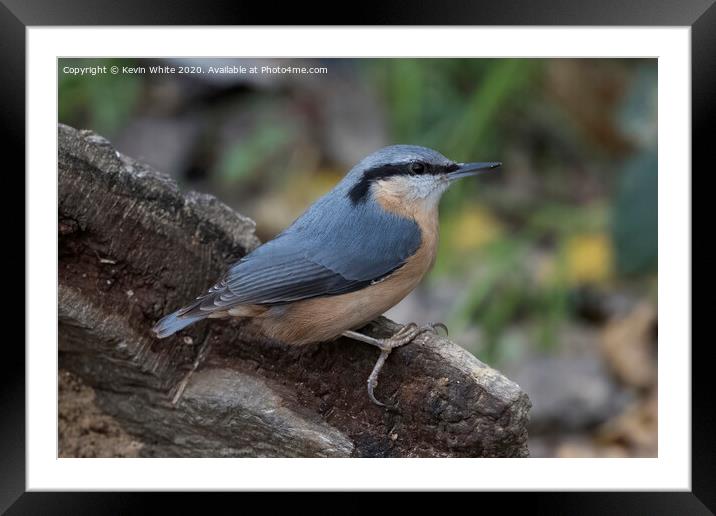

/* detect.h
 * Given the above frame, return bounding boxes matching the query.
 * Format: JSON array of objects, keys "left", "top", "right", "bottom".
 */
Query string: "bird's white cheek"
[
  {"left": 420, "top": 178, "right": 450, "bottom": 207},
  {"left": 373, "top": 176, "right": 449, "bottom": 210},
  {"left": 432, "top": 181, "right": 450, "bottom": 198},
  {"left": 407, "top": 176, "right": 449, "bottom": 201}
]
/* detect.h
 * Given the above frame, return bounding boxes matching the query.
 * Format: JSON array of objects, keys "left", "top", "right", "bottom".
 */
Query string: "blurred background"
[{"left": 59, "top": 57, "right": 658, "bottom": 458}]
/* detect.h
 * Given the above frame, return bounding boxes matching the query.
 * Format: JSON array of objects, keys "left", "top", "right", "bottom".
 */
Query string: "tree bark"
[{"left": 58, "top": 123, "right": 531, "bottom": 458}]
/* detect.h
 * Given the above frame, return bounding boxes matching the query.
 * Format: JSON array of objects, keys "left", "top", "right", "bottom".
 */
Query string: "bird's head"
[{"left": 345, "top": 145, "right": 500, "bottom": 215}]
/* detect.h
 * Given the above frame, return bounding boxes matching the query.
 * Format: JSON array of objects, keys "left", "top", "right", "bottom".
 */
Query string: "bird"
[{"left": 153, "top": 145, "right": 500, "bottom": 406}]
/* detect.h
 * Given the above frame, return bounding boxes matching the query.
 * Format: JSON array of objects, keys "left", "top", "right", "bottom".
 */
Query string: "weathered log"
[{"left": 58, "top": 123, "right": 531, "bottom": 457}]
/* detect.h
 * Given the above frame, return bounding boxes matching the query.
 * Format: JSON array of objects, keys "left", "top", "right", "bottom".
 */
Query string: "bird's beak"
[{"left": 447, "top": 161, "right": 501, "bottom": 181}]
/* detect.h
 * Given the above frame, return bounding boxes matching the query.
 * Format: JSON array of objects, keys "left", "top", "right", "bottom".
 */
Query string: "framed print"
[{"left": 5, "top": 0, "right": 711, "bottom": 511}]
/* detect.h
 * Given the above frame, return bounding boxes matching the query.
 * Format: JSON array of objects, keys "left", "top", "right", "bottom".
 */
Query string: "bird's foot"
[
  {"left": 343, "top": 321, "right": 448, "bottom": 407},
  {"left": 170, "top": 339, "right": 212, "bottom": 407}
]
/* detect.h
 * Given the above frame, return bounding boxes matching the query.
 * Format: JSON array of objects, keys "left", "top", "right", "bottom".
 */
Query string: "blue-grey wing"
[{"left": 189, "top": 197, "right": 422, "bottom": 312}]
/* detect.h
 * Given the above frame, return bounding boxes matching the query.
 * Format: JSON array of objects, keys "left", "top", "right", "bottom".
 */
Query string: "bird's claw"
[
  {"left": 367, "top": 348, "right": 391, "bottom": 407},
  {"left": 344, "top": 321, "right": 450, "bottom": 407},
  {"left": 367, "top": 378, "right": 386, "bottom": 407},
  {"left": 425, "top": 321, "right": 449, "bottom": 336},
  {"left": 391, "top": 322, "right": 418, "bottom": 341},
  {"left": 364, "top": 321, "right": 449, "bottom": 407}
]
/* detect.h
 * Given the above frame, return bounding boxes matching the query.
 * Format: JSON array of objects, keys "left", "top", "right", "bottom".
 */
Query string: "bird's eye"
[{"left": 410, "top": 162, "right": 425, "bottom": 174}]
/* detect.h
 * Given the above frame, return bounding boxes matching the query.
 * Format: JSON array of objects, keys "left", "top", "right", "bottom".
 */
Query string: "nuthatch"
[{"left": 154, "top": 145, "right": 500, "bottom": 406}]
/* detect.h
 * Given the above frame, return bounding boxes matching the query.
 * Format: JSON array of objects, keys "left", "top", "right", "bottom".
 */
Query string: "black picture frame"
[{"left": 5, "top": 0, "right": 711, "bottom": 512}]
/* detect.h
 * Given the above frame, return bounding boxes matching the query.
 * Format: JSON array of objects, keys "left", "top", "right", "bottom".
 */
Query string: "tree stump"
[{"left": 58, "top": 123, "right": 531, "bottom": 457}]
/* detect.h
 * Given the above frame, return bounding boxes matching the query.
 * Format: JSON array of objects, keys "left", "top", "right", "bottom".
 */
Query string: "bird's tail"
[{"left": 152, "top": 304, "right": 207, "bottom": 339}]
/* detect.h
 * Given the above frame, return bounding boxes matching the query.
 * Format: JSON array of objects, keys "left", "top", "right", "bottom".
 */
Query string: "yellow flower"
[
  {"left": 449, "top": 206, "right": 502, "bottom": 252},
  {"left": 565, "top": 233, "right": 613, "bottom": 285}
]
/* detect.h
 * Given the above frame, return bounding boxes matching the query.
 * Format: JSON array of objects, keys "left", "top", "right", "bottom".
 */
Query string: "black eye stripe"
[
  {"left": 347, "top": 162, "right": 452, "bottom": 204},
  {"left": 410, "top": 162, "right": 425, "bottom": 174}
]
